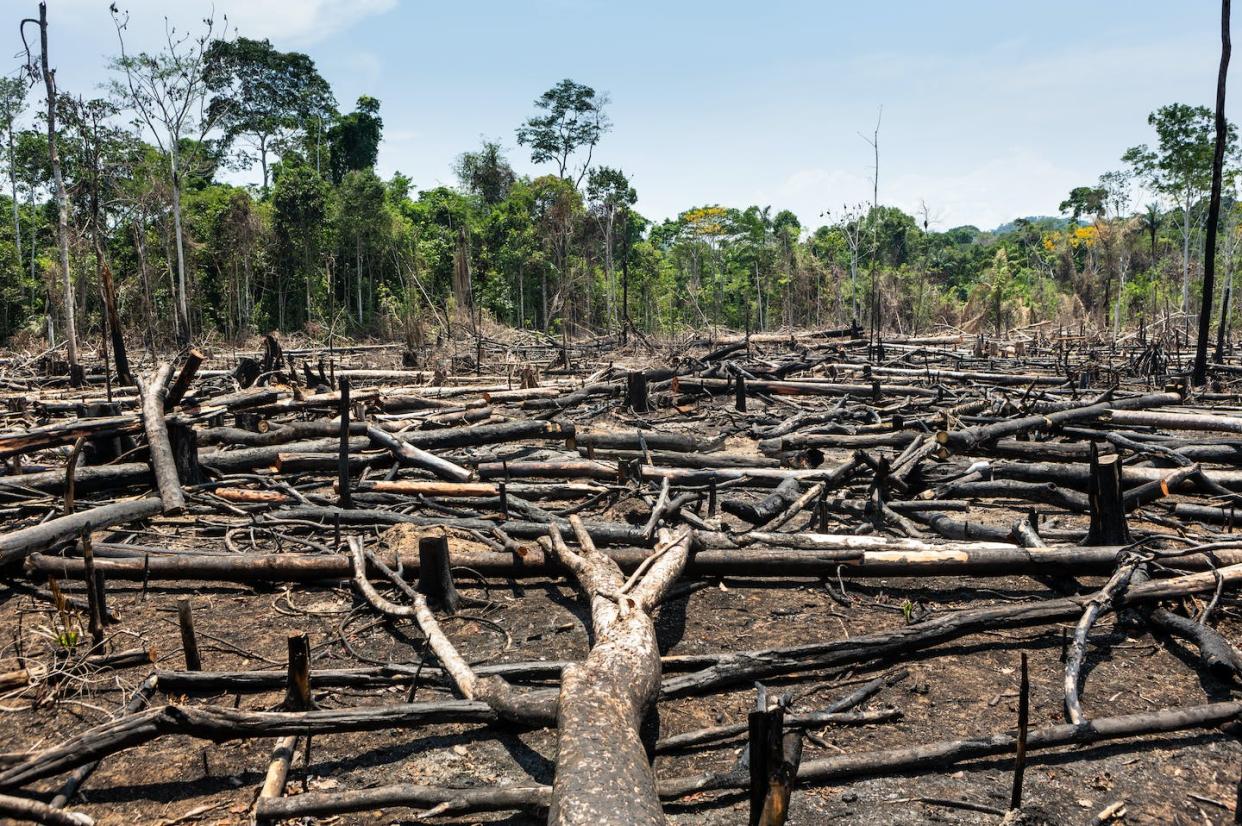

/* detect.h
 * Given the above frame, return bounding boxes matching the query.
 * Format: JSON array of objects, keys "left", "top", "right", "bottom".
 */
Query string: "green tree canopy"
[
  {"left": 328, "top": 96, "right": 383, "bottom": 185},
  {"left": 204, "top": 37, "right": 336, "bottom": 189},
  {"left": 454, "top": 139, "right": 516, "bottom": 205},
  {"left": 516, "top": 79, "right": 609, "bottom": 187}
]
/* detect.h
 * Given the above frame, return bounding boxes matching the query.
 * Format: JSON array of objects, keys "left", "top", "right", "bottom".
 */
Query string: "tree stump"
[
  {"left": 167, "top": 423, "right": 204, "bottom": 486},
  {"left": 416, "top": 535, "right": 461, "bottom": 614},
  {"left": 281, "top": 632, "right": 315, "bottom": 711},
  {"left": 1086, "top": 445, "right": 1131, "bottom": 546},
  {"left": 625, "top": 371, "right": 649, "bottom": 413}
]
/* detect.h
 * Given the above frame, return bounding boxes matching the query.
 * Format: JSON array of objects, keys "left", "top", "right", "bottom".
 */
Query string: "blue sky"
[{"left": 17, "top": 0, "right": 1238, "bottom": 230}]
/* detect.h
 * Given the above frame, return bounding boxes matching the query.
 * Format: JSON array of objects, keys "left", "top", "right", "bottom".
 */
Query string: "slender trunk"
[
  {"left": 6, "top": 122, "right": 20, "bottom": 273},
  {"left": 162, "top": 217, "right": 180, "bottom": 342},
  {"left": 167, "top": 149, "right": 190, "bottom": 343},
  {"left": 1216, "top": 245, "right": 1235, "bottom": 360},
  {"left": 1193, "top": 0, "right": 1231, "bottom": 386},
  {"left": 620, "top": 208, "right": 630, "bottom": 329},
  {"left": 27, "top": 185, "right": 36, "bottom": 288},
  {"left": 754, "top": 261, "right": 763, "bottom": 330},
  {"left": 517, "top": 264, "right": 525, "bottom": 329},
  {"left": 133, "top": 217, "right": 155, "bottom": 351},
  {"left": 1183, "top": 200, "right": 1192, "bottom": 314},
  {"left": 603, "top": 210, "right": 615, "bottom": 328},
  {"left": 259, "top": 134, "right": 269, "bottom": 190},
  {"left": 39, "top": 3, "right": 77, "bottom": 378},
  {"left": 1116, "top": 252, "right": 1127, "bottom": 334}
]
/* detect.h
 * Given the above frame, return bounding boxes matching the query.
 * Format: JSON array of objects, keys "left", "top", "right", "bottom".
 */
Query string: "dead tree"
[
  {"left": 1193, "top": 0, "right": 1232, "bottom": 386},
  {"left": 138, "top": 363, "right": 185, "bottom": 514},
  {"left": 542, "top": 518, "right": 694, "bottom": 826},
  {"left": 21, "top": 3, "right": 78, "bottom": 384}
]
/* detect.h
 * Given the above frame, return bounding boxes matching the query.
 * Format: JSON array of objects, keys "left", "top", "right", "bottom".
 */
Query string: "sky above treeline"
[{"left": 13, "top": 0, "right": 1239, "bottom": 231}]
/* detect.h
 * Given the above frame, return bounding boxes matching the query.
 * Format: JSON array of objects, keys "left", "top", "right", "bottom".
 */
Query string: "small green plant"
[{"left": 45, "top": 578, "right": 82, "bottom": 653}]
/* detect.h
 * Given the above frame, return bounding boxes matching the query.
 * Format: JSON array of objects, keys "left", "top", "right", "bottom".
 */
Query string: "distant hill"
[{"left": 991, "top": 216, "right": 1069, "bottom": 234}]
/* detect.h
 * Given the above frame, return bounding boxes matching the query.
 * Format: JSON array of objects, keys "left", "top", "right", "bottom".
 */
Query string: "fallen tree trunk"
[
  {"left": 253, "top": 700, "right": 1242, "bottom": 821},
  {"left": 29, "top": 542, "right": 1242, "bottom": 583},
  {"left": 365, "top": 425, "right": 472, "bottom": 482},
  {"left": 545, "top": 520, "right": 694, "bottom": 826},
  {"left": 936, "top": 392, "right": 1181, "bottom": 453},
  {"left": 0, "top": 793, "right": 93, "bottom": 825},
  {"left": 659, "top": 561, "right": 1242, "bottom": 698},
  {"left": 662, "top": 699, "right": 1242, "bottom": 796},
  {"left": 0, "top": 699, "right": 499, "bottom": 789},
  {"left": 1, "top": 497, "right": 163, "bottom": 566},
  {"left": 394, "top": 419, "right": 570, "bottom": 450},
  {"left": 139, "top": 365, "right": 182, "bottom": 511}
]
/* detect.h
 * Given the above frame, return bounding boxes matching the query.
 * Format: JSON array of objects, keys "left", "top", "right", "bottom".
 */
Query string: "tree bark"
[
  {"left": 138, "top": 363, "right": 185, "bottom": 514},
  {"left": 38, "top": 2, "right": 78, "bottom": 383},
  {"left": 545, "top": 521, "right": 694, "bottom": 826},
  {"left": 1193, "top": 0, "right": 1232, "bottom": 385}
]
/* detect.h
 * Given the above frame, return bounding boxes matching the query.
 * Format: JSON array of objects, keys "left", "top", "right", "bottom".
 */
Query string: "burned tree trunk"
[{"left": 1085, "top": 447, "right": 1130, "bottom": 546}]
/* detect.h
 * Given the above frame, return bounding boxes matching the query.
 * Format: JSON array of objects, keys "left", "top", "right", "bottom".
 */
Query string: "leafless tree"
[
  {"left": 109, "top": 7, "right": 227, "bottom": 343},
  {"left": 21, "top": 2, "right": 78, "bottom": 380}
]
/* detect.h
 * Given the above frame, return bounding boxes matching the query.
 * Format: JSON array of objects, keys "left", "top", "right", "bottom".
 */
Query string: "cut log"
[
  {"left": 0, "top": 497, "right": 164, "bottom": 567},
  {"left": 936, "top": 392, "right": 1181, "bottom": 453},
  {"left": 30, "top": 542, "right": 1242, "bottom": 583},
  {"left": 137, "top": 363, "right": 185, "bottom": 514},
  {"left": 365, "top": 425, "right": 471, "bottom": 482}
]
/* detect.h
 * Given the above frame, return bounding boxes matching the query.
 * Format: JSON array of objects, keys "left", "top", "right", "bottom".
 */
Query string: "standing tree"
[
  {"left": 21, "top": 2, "right": 79, "bottom": 382},
  {"left": 1058, "top": 186, "right": 1106, "bottom": 224},
  {"left": 454, "top": 139, "right": 516, "bottom": 205},
  {"left": 1097, "top": 170, "right": 1137, "bottom": 332},
  {"left": 530, "top": 174, "right": 583, "bottom": 328},
  {"left": 517, "top": 79, "right": 610, "bottom": 188},
  {"left": 830, "top": 203, "right": 869, "bottom": 323},
  {"left": 1193, "top": 0, "right": 1232, "bottom": 386},
  {"left": 110, "top": 6, "right": 225, "bottom": 343},
  {"left": 1214, "top": 191, "right": 1241, "bottom": 360},
  {"left": 1139, "top": 202, "right": 1163, "bottom": 269},
  {"left": 328, "top": 96, "right": 382, "bottom": 185},
  {"left": 272, "top": 161, "right": 329, "bottom": 329},
  {"left": 586, "top": 166, "right": 636, "bottom": 327},
  {"left": 203, "top": 37, "right": 336, "bottom": 190},
  {"left": 1124, "top": 103, "right": 1236, "bottom": 313},
  {"left": 0, "top": 78, "right": 26, "bottom": 279},
  {"left": 62, "top": 96, "right": 134, "bottom": 384}
]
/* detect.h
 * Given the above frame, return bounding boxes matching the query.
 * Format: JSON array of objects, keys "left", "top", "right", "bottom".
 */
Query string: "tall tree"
[
  {"left": 1194, "top": 0, "right": 1232, "bottom": 386},
  {"left": 328, "top": 96, "right": 382, "bottom": 185},
  {"left": 22, "top": 2, "right": 78, "bottom": 381},
  {"left": 530, "top": 174, "right": 583, "bottom": 328},
  {"left": 203, "top": 37, "right": 336, "bottom": 189},
  {"left": 0, "top": 78, "right": 26, "bottom": 279},
  {"left": 516, "top": 79, "right": 610, "bottom": 188},
  {"left": 110, "top": 7, "right": 224, "bottom": 343},
  {"left": 454, "top": 139, "right": 516, "bottom": 205},
  {"left": 586, "top": 166, "right": 636, "bottom": 327},
  {"left": 272, "top": 161, "right": 329, "bottom": 329},
  {"left": 62, "top": 96, "right": 134, "bottom": 384},
  {"left": 1058, "top": 186, "right": 1106, "bottom": 224},
  {"left": 1124, "top": 103, "right": 1237, "bottom": 312}
]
